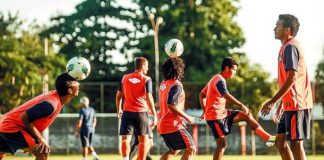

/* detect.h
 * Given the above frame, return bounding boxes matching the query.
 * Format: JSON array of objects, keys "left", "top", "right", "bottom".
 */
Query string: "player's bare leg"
[
  {"left": 82, "top": 147, "right": 88, "bottom": 158},
  {"left": 290, "top": 140, "right": 306, "bottom": 160},
  {"left": 214, "top": 136, "right": 226, "bottom": 160},
  {"left": 275, "top": 134, "right": 293, "bottom": 160},
  {"left": 121, "top": 135, "right": 132, "bottom": 159},
  {"left": 233, "top": 112, "right": 274, "bottom": 144},
  {"left": 137, "top": 135, "right": 149, "bottom": 160},
  {"left": 180, "top": 147, "right": 195, "bottom": 160},
  {"left": 160, "top": 150, "right": 180, "bottom": 160}
]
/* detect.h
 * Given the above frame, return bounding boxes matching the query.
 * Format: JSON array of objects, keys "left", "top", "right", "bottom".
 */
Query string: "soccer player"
[
  {"left": 261, "top": 14, "right": 313, "bottom": 160},
  {"left": 115, "top": 57, "right": 158, "bottom": 160},
  {"left": 199, "top": 57, "right": 275, "bottom": 160},
  {"left": 75, "top": 96, "right": 99, "bottom": 160},
  {"left": 158, "top": 58, "right": 196, "bottom": 160},
  {"left": 0, "top": 73, "right": 79, "bottom": 160}
]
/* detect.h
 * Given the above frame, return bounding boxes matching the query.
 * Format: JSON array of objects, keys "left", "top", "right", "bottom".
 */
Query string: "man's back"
[{"left": 79, "top": 107, "right": 95, "bottom": 132}]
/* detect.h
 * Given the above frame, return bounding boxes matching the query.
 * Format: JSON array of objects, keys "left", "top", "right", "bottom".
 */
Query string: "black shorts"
[
  {"left": 277, "top": 109, "right": 311, "bottom": 141},
  {"left": 207, "top": 109, "right": 239, "bottom": 139},
  {"left": 160, "top": 129, "right": 195, "bottom": 151},
  {"left": 0, "top": 130, "right": 38, "bottom": 154},
  {"left": 80, "top": 131, "right": 93, "bottom": 147},
  {"left": 119, "top": 111, "right": 150, "bottom": 136}
]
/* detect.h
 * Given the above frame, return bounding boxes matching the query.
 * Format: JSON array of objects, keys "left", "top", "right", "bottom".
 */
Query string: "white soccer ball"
[
  {"left": 164, "top": 38, "right": 184, "bottom": 58},
  {"left": 66, "top": 57, "right": 91, "bottom": 80}
]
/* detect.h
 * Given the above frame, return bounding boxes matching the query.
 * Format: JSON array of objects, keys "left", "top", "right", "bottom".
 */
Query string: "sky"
[{"left": 0, "top": 0, "right": 323, "bottom": 80}]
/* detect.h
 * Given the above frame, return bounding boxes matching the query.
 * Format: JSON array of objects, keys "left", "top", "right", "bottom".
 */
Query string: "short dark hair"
[
  {"left": 55, "top": 73, "right": 76, "bottom": 96},
  {"left": 134, "top": 57, "right": 148, "bottom": 70},
  {"left": 279, "top": 14, "right": 300, "bottom": 36},
  {"left": 221, "top": 57, "right": 238, "bottom": 71},
  {"left": 161, "top": 58, "right": 185, "bottom": 80}
]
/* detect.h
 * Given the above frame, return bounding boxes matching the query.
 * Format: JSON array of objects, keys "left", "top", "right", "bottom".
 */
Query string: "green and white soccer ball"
[
  {"left": 66, "top": 57, "right": 91, "bottom": 80},
  {"left": 164, "top": 38, "right": 184, "bottom": 58}
]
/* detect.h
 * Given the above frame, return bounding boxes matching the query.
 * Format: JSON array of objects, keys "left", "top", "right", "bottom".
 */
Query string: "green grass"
[{"left": 4, "top": 154, "right": 324, "bottom": 160}]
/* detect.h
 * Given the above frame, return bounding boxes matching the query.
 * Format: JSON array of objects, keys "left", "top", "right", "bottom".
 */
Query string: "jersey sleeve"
[
  {"left": 145, "top": 78, "right": 153, "bottom": 93},
  {"left": 26, "top": 101, "right": 54, "bottom": 122},
  {"left": 216, "top": 79, "right": 229, "bottom": 96},
  {"left": 167, "top": 85, "right": 182, "bottom": 105},
  {"left": 284, "top": 44, "right": 299, "bottom": 71},
  {"left": 201, "top": 84, "right": 208, "bottom": 95}
]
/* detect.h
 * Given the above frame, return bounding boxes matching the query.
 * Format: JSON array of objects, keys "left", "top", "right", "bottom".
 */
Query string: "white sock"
[
  {"left": 92, "top": 151, "right": 98, "bottom": 158},
  {"left": 123, "top": 157, "right": 129, "bottom": 160},
  {"left": 82, "top": 157, "right": 87, "bottom": 160}
]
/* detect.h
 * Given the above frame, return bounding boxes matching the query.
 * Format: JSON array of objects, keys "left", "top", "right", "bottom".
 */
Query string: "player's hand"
[
  {"left": 199, "top": 113, "right": 205, "bottom": 120},
  {"left": 185, "top": 116, "right": 195, "bottom": 125},
  {"left": 36, "top": 138, "right": 51, "bottom": 154},
  {"left": 261, "top": 100, "right": 275, "bottom": 116},
  {"left": 117, "top": 110, "right": 123, "bottom": 118},
  {"left": 75, "top": 132, "right": 79, "bottom": 138},
  {"left": 150, "top": 115, "right": 158, "bottom": 129}
]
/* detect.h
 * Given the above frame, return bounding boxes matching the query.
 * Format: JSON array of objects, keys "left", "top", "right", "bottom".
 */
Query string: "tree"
[
  {"left": 315, "top": 47, "right": 324, "bottom": 110},
  {"left": 0, "top": 13, "right": 66, "bottom": 113},
  {"left": 134, "top": 0, "right": 245, "bottom": 81},
  {"left": 41, "top": 0, "right": 140, "bottom": 81}
]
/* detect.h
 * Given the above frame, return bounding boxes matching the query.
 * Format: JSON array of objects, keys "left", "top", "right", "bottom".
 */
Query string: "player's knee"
[
  {"left": 216, "top": 142, "right": 227, "bottom": 150},
  {"left": 185, "top": 146, "right": 196, "bottom": 155}
]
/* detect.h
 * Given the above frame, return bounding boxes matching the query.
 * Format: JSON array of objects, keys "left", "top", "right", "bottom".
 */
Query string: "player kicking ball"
[{"left": 199, "top": 57, "right": 275, "bottom": 160}]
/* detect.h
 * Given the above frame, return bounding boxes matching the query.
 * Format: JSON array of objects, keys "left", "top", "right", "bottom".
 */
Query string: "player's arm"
[
  {"left": 199, "top": 85, "right": 207, "bottom": 119},
  {"left": 93, "top": 111, "right": 97, "bottom": 128},
  {"left": 145, "top": 79, "right": 158, "bottom": 128},
  {"left": 217, "top": 79, "right": 249, "bottom": 114},
  {"left": 75, "top": 111, "right": 83, "bottom": 137},
  {"left": 115, "top": 81, "right": 123, "bottom": 118},
  {"left": 261, "top": 45, "right": 298, "bottom": 116},
  {"left": 20, "top": 101, "right": 54, "bottom": 153},
  {"left": 167, "top": 85, "right": 195, "bottom": 124}
]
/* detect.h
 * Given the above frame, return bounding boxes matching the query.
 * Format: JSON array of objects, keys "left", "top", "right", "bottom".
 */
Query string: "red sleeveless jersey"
[
  {"left": 0, "top": 90, "right": 63, "bottom": 133},
  {"left": 157, "top": 79, "right": 186, "bottom": 134},
  {"left": 278, "top": 38, "right": 313, "bottom": 111},
  {"left": 201, "top": 74, "right": 227, "bottom": 120},
  {"left": 121, "top": 72, "right": 151, "bottom": 112}
]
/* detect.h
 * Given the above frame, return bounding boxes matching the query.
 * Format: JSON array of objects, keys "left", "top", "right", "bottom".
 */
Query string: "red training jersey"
[
  {"left": 157, "top": 79, "right": 186, "bottom": 134},
  {"left": 201, "top": 74, "right": 227, "bottom": 120},
  {"left": 278, "top": 38, "right": 313, "bottom": 111},
  {"left": 0, "top": 91, "right": 63, "bottom": 133},
  {"left": 121, "top": 72, "right": 151, "bottom": 112}
]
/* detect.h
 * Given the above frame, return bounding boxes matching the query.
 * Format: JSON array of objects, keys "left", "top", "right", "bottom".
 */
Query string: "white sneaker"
[{"left": 266, "top": 136, "right": 276, "bottom": 147}]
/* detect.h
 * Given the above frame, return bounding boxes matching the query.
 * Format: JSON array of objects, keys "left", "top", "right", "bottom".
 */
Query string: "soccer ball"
[
  {"left": 164, "top": 38, "right": 184, "bottom": 58},
  {"left": 66, "top": 57, "right": 91, "bottom": 80}
]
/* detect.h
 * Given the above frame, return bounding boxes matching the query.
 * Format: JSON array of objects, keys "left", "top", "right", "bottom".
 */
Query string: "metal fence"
[{"left": 48, "top": 113, "right": 324, "bottom": 155}]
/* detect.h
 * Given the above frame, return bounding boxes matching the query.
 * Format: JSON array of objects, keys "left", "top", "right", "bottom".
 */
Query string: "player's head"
[
  {"left": 80, "top": 96, "right": 89, "bottom": 107},
  {"left": 275, "top": 14, "right": 300, "bottom": 39},
  {"left": 134, "top": 57, "right": 148, "bottom": 74},
  {"left": 161, "top": 57, "right": 185, "bottom": 80},
  {"left": 55, "top": 73, "right": 79, "bottom": 97},
  {"left": 221, "top": 57, "right": 238, "bottom": 79}
]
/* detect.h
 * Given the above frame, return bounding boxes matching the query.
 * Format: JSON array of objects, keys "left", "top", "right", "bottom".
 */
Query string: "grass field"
[{"left": 4, "top": 154, "right": 324, "bottom": 160}]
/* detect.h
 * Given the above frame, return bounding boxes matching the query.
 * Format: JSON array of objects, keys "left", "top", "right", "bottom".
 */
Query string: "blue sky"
[{"left": 1, "top": 0, "right": 323, "bottom": 80}]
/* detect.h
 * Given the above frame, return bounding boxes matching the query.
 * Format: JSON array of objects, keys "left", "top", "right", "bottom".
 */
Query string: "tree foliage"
[
  {"left": 0, "top": 13, "right": 66, "bottom": 113},
  {"left": 315, "top": 47, "right": 324, "bottom": 110}
]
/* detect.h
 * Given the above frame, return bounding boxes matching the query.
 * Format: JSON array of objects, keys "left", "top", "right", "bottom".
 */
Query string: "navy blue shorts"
[
  {"left": 0, "top": 130, "right": 38, "bottom": 154},
  {"left": 119, "top": 111, "right": 150, "bottom": 136},
  {"left": 277, "top": 109, "right": 311, "bottom": 141},
  {"left": 207, "top": 109, "right": 239, "bottom": 139},
  {"left": 80, "top": 131, "right": 93, "bottom": 147},
  {"left": 160, "top": 129, "right": 195, "bottom": 151}
]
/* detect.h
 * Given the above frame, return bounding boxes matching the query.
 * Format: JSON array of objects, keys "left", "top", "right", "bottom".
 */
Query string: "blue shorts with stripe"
[
  {"left": 207, "top": 110, "right": 239, "bottom": 139},
  {"left": 277, "top": 108, "right": 311, "bottom": 141}
]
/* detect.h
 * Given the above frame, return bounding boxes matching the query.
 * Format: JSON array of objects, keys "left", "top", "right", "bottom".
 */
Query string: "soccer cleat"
[{"left": 266, "top": 136, "right": 276, "bottom": 147}]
